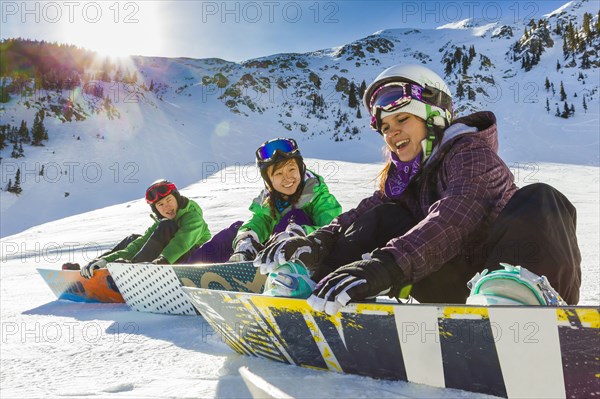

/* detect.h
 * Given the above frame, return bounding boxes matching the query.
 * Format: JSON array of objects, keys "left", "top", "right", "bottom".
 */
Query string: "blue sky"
[{"left": 1, "top": 0, "right": 570, "bottom": 61}]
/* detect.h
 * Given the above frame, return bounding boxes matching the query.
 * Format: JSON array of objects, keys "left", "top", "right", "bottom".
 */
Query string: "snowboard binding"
[
  {"left": 466, "top": 263, "right": 566, "bottom": 306},
  {"left": 263, "top": 261, "right": 316, "bottom": 298}
]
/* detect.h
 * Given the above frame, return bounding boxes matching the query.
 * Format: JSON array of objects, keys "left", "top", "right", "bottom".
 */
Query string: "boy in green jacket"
[
  {"left": 188, "top": 138, "right": 341, "bottom": 263},
  {"left": 79, "top": 179, "right": 211, "bottom": 278}
]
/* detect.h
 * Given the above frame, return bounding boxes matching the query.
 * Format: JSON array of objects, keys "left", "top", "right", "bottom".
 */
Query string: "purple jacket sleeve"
[
  {"left": 383, "top": 138, "right": 516, "bottom": 283},
  {"left": 317, "top": 190, "right": 390, "bottom": 235}
]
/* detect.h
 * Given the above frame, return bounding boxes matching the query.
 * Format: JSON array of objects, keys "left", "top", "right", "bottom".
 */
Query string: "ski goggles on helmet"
[
  {"left": 368, "top": 82, "right": 423, "bottom": 130},
  {"left": 145, "top": 182, "right": 177, "bottom": 204},
  {"left": 256, "top": 138, "right": 299, "bottom": 163},
  {"left": 368, "top": 82, "right": 452, "bottom": 132}
]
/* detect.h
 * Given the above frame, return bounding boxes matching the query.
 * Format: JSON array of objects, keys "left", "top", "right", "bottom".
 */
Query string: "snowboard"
[
  {"left": 182, "top": 287, "right": 600, "bottom": 398},
  {"left": 107, "top": 262, "right": 266, "bottom": 315},
  {"left": 37, "top": 268, "right": 124, "bottom": 303},
  {"left": 238, "top": 366, "right": 293, "bottom": 399}
]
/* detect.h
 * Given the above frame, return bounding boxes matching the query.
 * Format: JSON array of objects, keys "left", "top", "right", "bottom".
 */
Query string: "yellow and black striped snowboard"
[{"left": 183, "top": 287, "right": 599, "bottom": 398}]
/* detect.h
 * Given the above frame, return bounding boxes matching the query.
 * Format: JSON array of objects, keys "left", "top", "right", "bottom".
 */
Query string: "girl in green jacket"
[
  {"left": 78, "top": 179, "right": 211, "bottom": 278},
  {"left": 188, "top": 138, "right": 342, "bottom": 263}
]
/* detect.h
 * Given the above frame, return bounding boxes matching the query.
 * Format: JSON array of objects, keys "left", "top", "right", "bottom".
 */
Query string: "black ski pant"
[
  {"left": 130, "top": 219, "right": 179, "bottom": 263},
  {"left": 319, "top": 183, "right": 581, "bottom": 304},
  {"left": 100, "top": 234, "right": 142, "bottom": 258}
]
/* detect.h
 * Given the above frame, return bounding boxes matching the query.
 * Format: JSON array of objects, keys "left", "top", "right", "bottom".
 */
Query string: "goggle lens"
[
  {"left": 256, "top": 138, "right": 298, "bottom": 162},
  {"left": 146, "top": 183, "right": 176, "bottom": 204}
]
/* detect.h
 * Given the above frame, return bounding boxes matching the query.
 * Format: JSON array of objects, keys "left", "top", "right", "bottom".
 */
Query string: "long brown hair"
[
  {"left": 376, "top": 158, "right": 392, "bottom": 194},
  {"left": 374, "top": 143, "right": 394, "bottom": 194}
]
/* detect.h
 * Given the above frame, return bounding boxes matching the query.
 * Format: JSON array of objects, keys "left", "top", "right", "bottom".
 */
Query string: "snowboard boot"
[{"left": 263, "top": 261, "right": 316, "bottom": 298}]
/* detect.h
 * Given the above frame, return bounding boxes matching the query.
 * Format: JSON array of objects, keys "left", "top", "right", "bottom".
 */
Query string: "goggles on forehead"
[
  {"left": 368, "top": 82, "right": 424, "bottom": 131},
  {"left": 145, "top": 182, "right": 177, "bottom": 204},
  {"left": 368, "top": 82, "right": 453, "bottom": 132},
  {"left": 256, "top": 138, "right": 299, "bottom": 163}
]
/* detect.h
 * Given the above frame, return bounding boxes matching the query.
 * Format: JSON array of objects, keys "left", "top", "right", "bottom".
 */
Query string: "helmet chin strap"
[{"left": 422, "top": 104, "right": 440, "bottom": 160}]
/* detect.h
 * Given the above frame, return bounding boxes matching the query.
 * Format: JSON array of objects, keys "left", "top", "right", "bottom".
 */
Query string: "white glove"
[
  {"left": 228, "top": 231, "right": 263, "bottom": 262},
  {"left": 80, "top": 258, "right": 108, "bottom": 279},
  {"left": 265, "top": 222, "right": 306, "bottom": 247}
]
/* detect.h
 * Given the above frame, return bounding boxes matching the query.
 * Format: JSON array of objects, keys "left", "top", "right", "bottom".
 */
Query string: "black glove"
[
  {"left": 255, "top": 228, "right": 339, "bottom": 275},
  {"left": 62, "top": 262, "right": 80, "bottom": 271},
  {"left": 229, "top": 231, "right": 263, "bottom": 262},
  {"left": 307, "top": 250, "right": 406, "bottom": 315},
  {"left": 151, "top": 255, "right": 169, "bottom": 264}
]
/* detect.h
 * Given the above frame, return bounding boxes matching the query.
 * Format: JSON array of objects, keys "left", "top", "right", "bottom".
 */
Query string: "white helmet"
[{"left": 363, "top": 64, "right": 454, "bottom": 132}]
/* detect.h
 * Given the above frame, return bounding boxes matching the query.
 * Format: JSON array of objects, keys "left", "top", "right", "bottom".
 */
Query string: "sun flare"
[{"left": 59, "top": 2, "right": 165, "bottom": 58}]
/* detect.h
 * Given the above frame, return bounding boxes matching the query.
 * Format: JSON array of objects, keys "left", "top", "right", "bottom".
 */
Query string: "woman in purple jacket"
[{"left": 257, "top": 64, "right": 581, "bottom": 311}]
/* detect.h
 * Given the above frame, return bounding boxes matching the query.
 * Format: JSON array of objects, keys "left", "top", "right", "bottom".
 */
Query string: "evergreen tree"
[
  {"left": 468, "top": 45, "right": 476, "bottom": 60},
  {"left": 10, "top": 143, "right": 20, "bottom": 158},
  {"left": 0, "top": 78, "right": 10, "bottom": 103},
  {"left": 468, "top": 87, "right": 476, "bottom": 101},
  {"left": 39, "top": 164, "right": 45, "bottom": 176},
  {"left": 545, "top": 77, "right": 550, "bottom": 91},
  {"left": 566, "top": 22, "right": 576, "bottom": 48},
  {"left": 40, "top": 110, "right": 48, "bottom": 140},
  {"left": 149, "top": 80, "right": 155, "bottom": 92},
  {"left": 359, "top": 80, "right": 367, "bottom": 99},
  {"left": 356, "top": 107, "right": 361, "bottom": 119},
  {"left": 10, "top": 142, "right": 24, "bottom": 158},
  {"left": 561, "top": 102, "right": 570, "bottom": 118},
  {"left": 546, "top": 98, "right": 550, "bottom": 113},
  {"left": 18, "top": 120, "right": 29, "bottom": 143},
  {"left": 6, "top": 178, "right": 12, "bottom": 192},
  {"left": 529, "top": 18, "right": 537, "bottom": 29},
  {"left": 8, "top": 169, "right": 22, "bottom": 194},
  {"left": 555, "top": 106, "right": 560, "bottom": 117},
  {"left": 583, "top": 12, "right": 592, "bottom": 39},
  {"left": 556, "top": 60, "right": 561, "bottom": 71},
  {"left": 31, "top": 110, "right": 48, "bottom": 145},
  {"left": 444, "top": 59, "right": 454, "bottom": 76},
  {"left": 0, "top": 129, "right": 5, "bottom": 150},
  {"left": 581, "top": 53, "right": 591, "bottom": 69},
  {"left": 570, "top": 104, "right": 575, "bottom": 115},
  {"left": 462, "top": 56, "right": 470, "bottom": 74},
  {"left": 559, "top": 81, "right": 567, "bottom": 101},
  {"left": 456, "top": 80, "right": 465, "bottom": 100},
  {"left": 348, "top": 82, "right": 358, "bottom": 108},
  {"left": 583, "top": 96, "right": 588, "bottom": 113}
]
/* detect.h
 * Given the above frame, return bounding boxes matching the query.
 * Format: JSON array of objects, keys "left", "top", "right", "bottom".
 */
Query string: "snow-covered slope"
[{"left": 1, "top": 159, "right": 598, "bottom": 398}]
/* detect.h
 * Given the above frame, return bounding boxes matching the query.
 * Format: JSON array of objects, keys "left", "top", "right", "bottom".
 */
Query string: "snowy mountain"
[
  {"left": 1, "top": 0, "right": 599, "bottom": 237},
  {"left": 1, "top": 1, "right": 599, "bottom": 397}
]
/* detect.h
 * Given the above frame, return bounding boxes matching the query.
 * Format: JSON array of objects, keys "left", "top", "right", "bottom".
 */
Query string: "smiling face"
[
  {"left": 381, "top": 112, "right": 427, "bottom": 161},
  {"left": 267, "top": 159, "right": 301, "bottom": 196},
  {"left": 154, "top": 194, "right": 179, "bottom": 220}
]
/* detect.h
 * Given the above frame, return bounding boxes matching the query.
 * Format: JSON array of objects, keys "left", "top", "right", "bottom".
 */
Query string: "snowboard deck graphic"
[
  {"left": 183, "top": 287, "right": 600, "bottom": 398},
  {"left": 107, "top": 262, "right": 266, "bottom": 315},
  {"left": 37, "top": 268, "right": 124, "bottom": 303}
]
